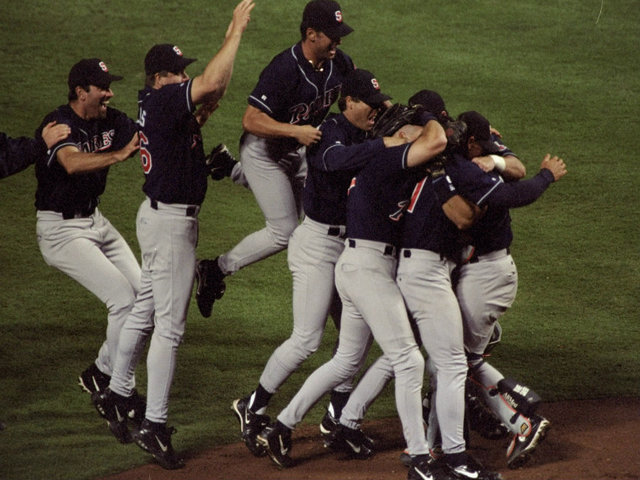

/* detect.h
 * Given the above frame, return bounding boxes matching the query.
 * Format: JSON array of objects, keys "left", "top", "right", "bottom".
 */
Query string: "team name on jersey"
[
  {"left": 80, "top": 129, "right": 115, "bottom": 153},
  {"left": 288, "top": 85, "right": 342, "bottom": 124}
]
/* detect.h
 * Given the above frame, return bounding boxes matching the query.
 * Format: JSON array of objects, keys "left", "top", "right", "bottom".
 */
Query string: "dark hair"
[{"left": 145, "top": 71, "right": 172, "bottom": 88}]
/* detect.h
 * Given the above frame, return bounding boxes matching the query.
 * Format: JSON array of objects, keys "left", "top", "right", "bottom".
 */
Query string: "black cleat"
[
  {"left": 319, "top": 410, "right": 339, "bottom": 445},
  {"left": 207, "top": 143, "right": 237, "bottom": 181},
  {"left": 506, "top": 415, "right": 551, "bottom": 468},
  {"left": 78, "top": 363, "right": 111, "bottom": 394},
  {"left": 91, "top": 389, "right": 132, "bottom": 444},
  {"left": 132, "top": 419, "right": 185, "bottom": 470},
  {"left": 195, "top": 258, "right": 226, "bottom": 318},
  {"left": 326, "top": 424, "right": 375, "bottom": 459},
  {"left": 445, "top": 452, "right": 502, "bottom": 480},
  {"left": 257, "top": 421, "right": 294, "bottom": 469},
  {"left": 231, "top": 397, "right": 269, "bottom": 457}
]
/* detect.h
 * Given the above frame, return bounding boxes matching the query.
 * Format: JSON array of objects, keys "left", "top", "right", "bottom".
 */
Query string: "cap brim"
[
  {"left": 364, "top": 92, "right": 391, "bottom": 108},
  {"left": 324, "top": 22, "right": 353, "bottom": 39}
]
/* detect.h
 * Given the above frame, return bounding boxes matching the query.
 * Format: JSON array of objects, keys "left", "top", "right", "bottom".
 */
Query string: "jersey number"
[{"left": 139, "top": 131, "right": 152, "bottom": 174}]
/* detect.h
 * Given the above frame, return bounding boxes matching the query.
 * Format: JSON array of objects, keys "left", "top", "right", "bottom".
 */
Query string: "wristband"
[{"left": 490, "top": 155, "right": 506, "bottom": 172}]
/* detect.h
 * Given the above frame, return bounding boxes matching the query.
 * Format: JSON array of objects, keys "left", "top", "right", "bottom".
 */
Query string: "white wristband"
[{"left": 490, "top": 155, "right": 506, "bottom": 172}]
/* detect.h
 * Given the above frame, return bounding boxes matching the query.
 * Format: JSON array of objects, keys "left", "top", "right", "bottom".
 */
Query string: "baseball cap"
[
  {"left": 144, "top": 44, "right": 197, "bottom": 75},
  {"left": 408, "top": 90, "right": 446, "bottom": 115},
  {"left": 68, "top": 58, "right": 123, "bottom": 90},
  {"left": 302, "top": 0, "right": 353, "bottom": 40},
  {"left": 457, "top": 110, "right": 501, "bottom": 154},
  {"left": 342, "top": 69, "right": 391, "bottom": 108}
]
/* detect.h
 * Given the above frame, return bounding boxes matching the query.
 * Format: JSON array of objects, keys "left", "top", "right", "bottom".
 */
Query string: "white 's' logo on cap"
[
  {"left": 99, "top": 61, "right": 109, "bottom": 72},
  {"left": 335, "top": 10, "right": 343, "bottom": 23},
  {"left": 173, "top": 46, "right": 183, "bottom": 56},
  {"left": 371, "top": 78, "right": 380, "bottom": 90}
]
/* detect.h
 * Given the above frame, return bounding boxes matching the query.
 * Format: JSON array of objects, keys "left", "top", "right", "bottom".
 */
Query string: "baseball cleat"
[
  {"left": 326, "top": 424, "right": 375, "bottom": 459},
  {"left": 506, "top": 415, "right": 551, "bottom": 468},
  {"left": 78, "top": 363, "right": 110, "bottom": 394},
  {"left": 195, "top": 258, "right": 226, "bottom": 318},
  {"left": 132, "top": 419, "right": 184, "bottom": 470},
  {"left": 256, "top": 421, "right": 294, "bottom": 469},
  {"left": 319, "top": 410, "right": 339, "bottom": 444},
  {"left": 231, "top": 397, "right": 269, "bottom": 457},
  {"left": 408, "top": 453, "right": 455, "bottom": 480},
  {"left": 207, "top": 143, "right": 237, "bottom": 181},
  {"left": 444, "top": 452, "right": 502, "bottom": 480},
  {"left": 91, "top": 389, "right": 132, "bottom": 444}
]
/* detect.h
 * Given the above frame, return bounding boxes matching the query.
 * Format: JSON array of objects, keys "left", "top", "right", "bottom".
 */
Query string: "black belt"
[
  {"left": 468, "top": 247, "right": 510, "bottom": 264},
  {"left": 327, "top": 226, "right": 343, "bottom": 237},
  {"left": 61, "top": 205, "right": 96, "bottom": 219},
  {"left": 150, "top": 199, "right": 198, "bottom": 217},
  {"left": 348, "top": 239, "right": 396, "bottom": 256}
]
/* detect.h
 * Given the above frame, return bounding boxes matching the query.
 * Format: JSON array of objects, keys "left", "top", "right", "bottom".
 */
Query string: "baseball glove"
[{"left": 369, "top": 103, "right": 419, "bottom": 138}]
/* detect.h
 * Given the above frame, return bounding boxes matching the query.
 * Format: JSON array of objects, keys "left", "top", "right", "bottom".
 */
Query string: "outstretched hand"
[
  {"left": 540, "top": 154, "right": 567, "bottom": 181},
  {"left": 226, "top": 0, "right": 255, "bottom": 38}
]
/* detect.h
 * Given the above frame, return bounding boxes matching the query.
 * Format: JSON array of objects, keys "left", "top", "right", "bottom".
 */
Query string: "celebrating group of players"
[{"left": 1, "top": 1, "right": 567, "bottom": 478}]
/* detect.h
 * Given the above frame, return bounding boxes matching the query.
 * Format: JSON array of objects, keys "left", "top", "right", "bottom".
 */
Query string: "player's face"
[
  {"left": 347, "top": 97, "right": 379, "bottom": 131},
  {"left": 85, "top": 85, "right": 114, "bottom": 120},
  {"left": 315, "top": 31, "right": 341, "bottom": 61},
  {"left": 468, "top": 138, "right": 484, "bottom": 158}
]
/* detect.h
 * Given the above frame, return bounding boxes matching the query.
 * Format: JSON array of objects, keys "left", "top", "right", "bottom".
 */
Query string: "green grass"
[{"left": 1, "top": 1, "right": 639, "bottom": 479}]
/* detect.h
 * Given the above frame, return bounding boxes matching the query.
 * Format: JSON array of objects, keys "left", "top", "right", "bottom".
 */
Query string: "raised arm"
[{"left": 191, "top": 0, "right": 255, "bottom": 106}]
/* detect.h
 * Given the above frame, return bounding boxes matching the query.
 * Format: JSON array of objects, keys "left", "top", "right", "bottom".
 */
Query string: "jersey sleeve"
[
  {"left": 0, "top": 132, "right": 45, "bottom": 179},
  {"left": 481, "top": 169, "right": 554, "bottom": 208},
  {"left": 247, "top": 51, "right": 297, "bottom": 116},
  {"left": 308, "top": 118, "right": 385, "bottom": 172},
  {"left": 36, "top": 110, "right": 77, "bottom": 168}
]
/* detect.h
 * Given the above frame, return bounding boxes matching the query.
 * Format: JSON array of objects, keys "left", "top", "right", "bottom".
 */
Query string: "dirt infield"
[{"left": 101, "top": 397, "right": 640, "bottom": 480}]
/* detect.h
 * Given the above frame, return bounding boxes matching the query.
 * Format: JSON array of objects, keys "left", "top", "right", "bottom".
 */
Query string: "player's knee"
[
  {"left": 290, "top": 332, "right": 322, "bottom": 358},
  {"left": 266, "top": 216, "right": 298, "bottom": 248}
]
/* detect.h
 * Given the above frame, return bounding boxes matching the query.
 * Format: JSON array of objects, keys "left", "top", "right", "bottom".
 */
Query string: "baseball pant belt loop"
[
  {"left": 149, "top": 197, "right": 199, "bottom": 217},
  {"left": 468, "top": 248, "right": 511, "bottom": 264},
  {"left": 401, "top": 248, "right": 442, "bottom": 260},
  {"left": 347, "top": 238, "right": 396, "bottom": 257},
  {"left": 303, "top": 216, "right": 346, "bottom": 238}
]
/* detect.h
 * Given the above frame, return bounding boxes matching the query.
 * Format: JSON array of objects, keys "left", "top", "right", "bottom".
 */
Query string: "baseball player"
[
  {"left": 34, "top": 58, "right": 141, "bottom": 406},
  {"left": 445, "top": 111, "right": 564, "bottom": 468},
  {"left": 321, "top": 92, "right": 502, "bottom": 480},
  {"left": 91, "top": 1, "right": 254, "bottom": 470},
  {"left": 195, "top": 0, "right": 356, "bottom": 318},
  {"left": 1, "top": 123, "right": 70, "bottom": 179},
  {"left": 255, "top": 114, "right": 447, "bottom": 480},
  {"left": 231, "top": 68, "right": 404, "bottom": 457}
]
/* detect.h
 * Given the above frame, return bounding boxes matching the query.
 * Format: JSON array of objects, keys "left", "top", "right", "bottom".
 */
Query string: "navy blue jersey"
[
  {"left": 345, "top": 143, "right": 423, "bottom": 246},
  {"left": 248, "top": 43, "right": 354, "bottom": 154},
  {"left": 304, "top": 113, "right": 385, "bottom": 225},
  {"left": 137, "top": 80, "right": 208, "bottom": 205},
  {"left": 446, "top": 153, "right": 555, "bottom": 253},
  {"left": 400, "top": 176, "right": 462, "bottom": 259},
  {"left": 34, "top": 104, "right": 136, "bottom": 213},
  {"left": 1, "top": 133, "right": 46, "bottom": 179}
]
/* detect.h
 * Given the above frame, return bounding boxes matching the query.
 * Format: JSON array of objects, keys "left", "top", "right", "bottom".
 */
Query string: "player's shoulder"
[
  {"left": 332, "top": 49, "right": 355, "bottom": 75},
  {"left": 263, "top": 44, "right": 300, "bottom": 73}
]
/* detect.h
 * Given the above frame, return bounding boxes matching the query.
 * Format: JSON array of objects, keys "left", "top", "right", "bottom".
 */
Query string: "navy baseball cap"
[
  {"left": 408, "top": 90, "right": 446, "bottom": 115},
  {"left": 144, "top": 44, "right": 197, "bottom": 75},
  {"left": 68, "top": 58, "right": 123, "bottom": 90},
  {"left": 342, "top": 69, "right": 391, "bottom": 108},
  {"left": 302, "top": 0, "right": 353, "bottom": 40},
  {"left": 457, "top": 110, "right": 501, "bottom": 154}
]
